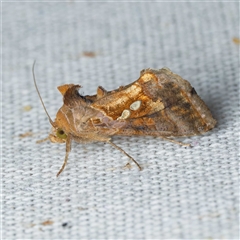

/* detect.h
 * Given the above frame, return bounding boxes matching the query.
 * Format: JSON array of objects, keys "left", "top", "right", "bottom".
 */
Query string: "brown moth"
[{"left": 33, "top": 63, "right": 216, "bottom": 176}]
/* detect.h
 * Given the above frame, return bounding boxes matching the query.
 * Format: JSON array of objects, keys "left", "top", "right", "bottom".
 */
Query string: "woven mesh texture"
[{"left": 2, "top": 2, "right": 239, "bottom": 239}]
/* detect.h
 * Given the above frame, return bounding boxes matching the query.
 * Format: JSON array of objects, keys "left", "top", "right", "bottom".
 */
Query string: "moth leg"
[
  {"left": 36, "top": 136, "right": 49, "bottom": 144},
  {"left": 56, "top": 135, "right": 72, "bottom": 177},
  {"left": 159, "top": 136, "right": 191, "bottom": 147},
  {"left": 108, "top": 141, "right": 142, "bottom": 170},
  {"left": 123, "top": 163, "right": 132, "bottom": 169}
]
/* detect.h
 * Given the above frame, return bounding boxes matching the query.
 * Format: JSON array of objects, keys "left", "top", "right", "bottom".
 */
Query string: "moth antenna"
[
  {"left": 32, "top": 60, "right": 55, "bottom": 127},
  {"left": 57, "top": 136, "right": 72, "bottom": 177},
  {"left": 108, "top": 141, "right": 142, "bottom": 170}
]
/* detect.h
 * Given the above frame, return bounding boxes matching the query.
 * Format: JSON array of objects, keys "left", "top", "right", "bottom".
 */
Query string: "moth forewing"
[{"left": 33, "top": 63, "right": 216, "bottom": 176}]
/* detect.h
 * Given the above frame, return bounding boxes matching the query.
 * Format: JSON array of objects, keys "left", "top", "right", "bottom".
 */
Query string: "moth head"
[
  {"left": 48, "top": 83, "right": 88, "bottom": 143},
  {"left": 49, "top": 127, "right": 68, "bottom": 143},
  {"left": 48, "top": 84, "right": 83, "bottom": 144},
  {"left": 49, "top": 106, "right": 72, "bottom": 143}
]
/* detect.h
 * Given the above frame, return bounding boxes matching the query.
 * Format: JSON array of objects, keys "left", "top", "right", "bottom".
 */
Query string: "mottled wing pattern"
[{"left": 89, "top": 68, "right": 216, "bottom": 137}]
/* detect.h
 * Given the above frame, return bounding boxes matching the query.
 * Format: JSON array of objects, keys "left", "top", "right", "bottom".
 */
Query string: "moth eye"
[{"left": 56, "top": 128, "right": 67, "bottom": 139}]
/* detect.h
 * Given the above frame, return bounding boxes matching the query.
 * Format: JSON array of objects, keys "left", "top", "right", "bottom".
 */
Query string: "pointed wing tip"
[{"left": 57, "top": 84, "right": 81, "bottom": 96}]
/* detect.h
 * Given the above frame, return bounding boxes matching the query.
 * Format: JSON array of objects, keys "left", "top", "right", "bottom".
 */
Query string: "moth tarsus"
[
  {"left": 159, "top": 137, "right": 191, "bottom": 147},
  {"left": 123, "top": 163, "right": 132, "bottom": 170},
  {"left": 56, "top": 134, "right": 72, "bottom": 177},
  {"left": 56, "top": 150, "right": 70, "bottom": 177},
  {"left": 33, "top": 62, "right": 216, "bottom": 176},
  {"left": 36, "top": 137, "right": 49, "bottom": 144},
  {"left": 108, "top": 141, "right": 142, "bottom": 171}
]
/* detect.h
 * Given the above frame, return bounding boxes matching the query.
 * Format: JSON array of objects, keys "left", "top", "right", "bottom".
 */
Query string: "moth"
[{"left": 33, "top": 62, "right": 217, "bottom": 176}]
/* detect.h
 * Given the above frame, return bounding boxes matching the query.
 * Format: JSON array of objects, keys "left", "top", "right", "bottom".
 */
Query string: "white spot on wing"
[
  {"left": 117, "top": 109, "right": 131, "bottom": 120},
  {"left": 130, "top": 100, "right": 141, "bottom": 111}
]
